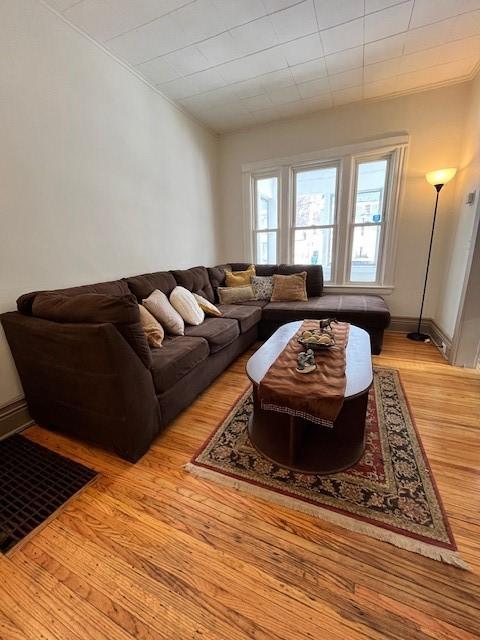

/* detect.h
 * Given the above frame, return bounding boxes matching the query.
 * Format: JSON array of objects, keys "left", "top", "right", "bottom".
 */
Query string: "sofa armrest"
[{"left": 1, "top": 312, "right": 161, "bottom": 461}]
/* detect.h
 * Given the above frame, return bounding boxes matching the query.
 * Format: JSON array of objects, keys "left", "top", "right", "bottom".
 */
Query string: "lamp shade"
[{"left": 425, "top": 168, "right": 457, "bottom": 186}]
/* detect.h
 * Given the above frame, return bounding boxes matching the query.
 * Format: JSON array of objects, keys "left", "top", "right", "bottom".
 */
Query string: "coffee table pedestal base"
[{"left": 248, "top": 387, "right": 369, "bottom": 474}]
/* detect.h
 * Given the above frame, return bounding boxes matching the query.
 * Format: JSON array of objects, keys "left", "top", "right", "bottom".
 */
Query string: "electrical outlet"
[{"left": 466, "top": 191, "right": 476, "bottom": 205}]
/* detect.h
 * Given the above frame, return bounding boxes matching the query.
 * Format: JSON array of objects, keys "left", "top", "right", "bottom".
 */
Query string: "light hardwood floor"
[{"left": 1, "top": 332, "right": 479, "bottom": 640}]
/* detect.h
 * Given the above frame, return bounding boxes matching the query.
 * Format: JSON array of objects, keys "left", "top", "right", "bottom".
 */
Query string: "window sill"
[{"left": 324, "top": 284, "right": 394, "bottom": 295}]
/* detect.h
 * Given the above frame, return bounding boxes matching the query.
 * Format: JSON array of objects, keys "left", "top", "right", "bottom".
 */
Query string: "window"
[
  {"left": 244, "top": 137, "right": 406, "bottom": 288},
  {"left": 253, "top": 175, "right": 278, "bottom": 265},
  {"left": 293, "top": 165, "right": 338, "bottom": 282},
  {"left": 348, "top": 158, "right": 388, "bottom": 283}
]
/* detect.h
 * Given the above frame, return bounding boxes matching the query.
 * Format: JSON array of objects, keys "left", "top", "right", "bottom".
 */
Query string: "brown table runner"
[{"left": 258, "top": 320, "right": 350, "bottom": 427}]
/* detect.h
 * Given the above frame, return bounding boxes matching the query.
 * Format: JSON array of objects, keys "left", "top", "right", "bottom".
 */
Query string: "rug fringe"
[{"left": 184, "top": 463, "right": 468, "bottom": 570}]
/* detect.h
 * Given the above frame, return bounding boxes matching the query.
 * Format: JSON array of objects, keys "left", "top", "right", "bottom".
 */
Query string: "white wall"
[
  {"left": 0, "top": 0, "right": 220, "bottom": 407},
  {"left": 219, "top": 84, "right": 470, "bottom": 319},
  {"left": 435, "top": 74, "right": 480, "bottom": 340}
]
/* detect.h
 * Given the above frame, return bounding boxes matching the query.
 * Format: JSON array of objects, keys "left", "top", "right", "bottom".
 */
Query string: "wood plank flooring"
[{"left": 1, "top": 332, "right": 479, "bottom": 640}]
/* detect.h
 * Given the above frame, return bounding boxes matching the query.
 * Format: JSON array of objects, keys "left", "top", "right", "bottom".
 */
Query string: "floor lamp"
[{"left": 407, "top": 167, "right": 457, "bottom": 342}]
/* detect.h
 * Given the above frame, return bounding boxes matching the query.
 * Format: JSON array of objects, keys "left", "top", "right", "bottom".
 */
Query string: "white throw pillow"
[
  {"left": 170, "top": 286, "right": 204, "bottom": 326},
  {"left": 142, "top": 289, "right": 184, "bottom": 336}
]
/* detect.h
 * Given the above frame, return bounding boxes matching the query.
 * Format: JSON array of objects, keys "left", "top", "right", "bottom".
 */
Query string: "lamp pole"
[{"left": 407, "top": 183, "right": 443, "bottom": 342}]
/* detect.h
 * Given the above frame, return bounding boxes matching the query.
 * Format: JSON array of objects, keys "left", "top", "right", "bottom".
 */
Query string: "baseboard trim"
[
  {"left": 389, "top": 317, "right": 452, "bottom": 360},
  {"left": 0, "top": 399, "right": 33, "bottom": 441}
]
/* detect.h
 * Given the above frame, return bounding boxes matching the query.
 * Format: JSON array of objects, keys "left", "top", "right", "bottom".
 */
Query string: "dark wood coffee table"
[{"left": 246, "top": 322, "right": 373, "bottom": 474}]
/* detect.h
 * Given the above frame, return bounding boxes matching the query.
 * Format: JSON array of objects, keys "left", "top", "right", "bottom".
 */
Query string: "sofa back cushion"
[
  {"left": 17, "top": 279, "right": 130, "bottom": 315},
  {"left": 230, "top": 263, "right": 279, "bottom": 277},
  {"left": 31, "top": 292, "right": 152, "bottom": 368},
  {"left": 170, "top": 266, "right": 215, "bottom": 302},
  {"left": 124, "top": 271, "right": 177, "bottom": 301},
  {"left": 207, "top": 264, "right": 231, "bottom": 299},
  {"left": 278, "top": 264, "right": 323, "bottom": 297},
  {"left": 32, "top": 292, "right": 139, "bottom": 324}
]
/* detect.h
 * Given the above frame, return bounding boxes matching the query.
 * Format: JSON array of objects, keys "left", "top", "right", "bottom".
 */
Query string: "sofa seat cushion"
[
  {"left": 151, "top": 337, "right": 209, "bottom": 393},
  {"left": 217, "top": 304, "right": 262, "bottom": 334},
  {"left": 184, "top": 318, "right": 239, "bottom": 353},
  {"left": 262, "top": 294, "right": 390, "bottom": 329},
  {"left": 228, "top": 299, "right": 269, "bottom": 309}
]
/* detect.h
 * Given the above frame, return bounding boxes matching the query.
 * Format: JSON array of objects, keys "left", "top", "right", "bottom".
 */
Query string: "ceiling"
[{"left": 45, "top": 0, "right": 480, "bottom": 133}]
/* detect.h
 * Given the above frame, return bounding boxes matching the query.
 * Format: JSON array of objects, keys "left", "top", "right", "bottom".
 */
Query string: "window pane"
[
  {"left": 256, "top": 177, "right": 278, "bottom": 230},
  {"left": 256, "top": 231, "right": 276, "bottom": 264},
  {"left": 355, "top": 160, "right": 387, "bottom": 223},
  {"left": 349, "top": 224, "right": 381, "bottom": 282},
  {"left": 294, "top": 228, "right": 333, "bottom": 281},
  {"left": 295, "top": 166, "right": 337, "bottom": 227}
]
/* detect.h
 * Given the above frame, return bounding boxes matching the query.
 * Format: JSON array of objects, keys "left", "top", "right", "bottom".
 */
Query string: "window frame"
[{"left": 243, "top": 135, "right": 408, "bottom": 290}]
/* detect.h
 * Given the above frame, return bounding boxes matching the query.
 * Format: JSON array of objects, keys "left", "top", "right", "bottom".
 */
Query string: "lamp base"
[{"left": 407, "top": 331, "right": 430, "bottom": 342}]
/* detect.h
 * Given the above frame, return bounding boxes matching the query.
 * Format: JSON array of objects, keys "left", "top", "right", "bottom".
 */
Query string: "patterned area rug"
[{"left": 186, "top": 367, "right": 466, "bottom": 568}]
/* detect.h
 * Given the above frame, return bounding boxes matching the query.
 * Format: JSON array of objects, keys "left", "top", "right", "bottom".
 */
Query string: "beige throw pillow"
[
  {"left": 170, "top": 286, "right": 204, "bottom": 326},
  {"left": 193, "top": 293, "right": 223, "bottom": 317},
  {"left": 138, "top": 304, "right": 164, "bottom": 348},
  {"left": 270, "top": 272, "right": 308, "bottom": 302},
  {"left": 225, "top": 264, "right": 255, "bottom": 287},
  {"left": 142, "top": 289, "right": 184, "bottom": 335},
  {"left": 218, "top": 285, "right": 255, "bottom": 304}
]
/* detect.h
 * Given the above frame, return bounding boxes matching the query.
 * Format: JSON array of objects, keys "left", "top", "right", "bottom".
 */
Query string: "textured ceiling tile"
[
  {"left": 325, "top": 46, "right": 364, "bottom": 74},
  {"left": 290, "top": 57, "right": 328, "bottom": 82},
  {"left": 210, "top": 0, "right": 267, "bottom": 30},
  {"left": 230, "top": 15, "right": 279, "bottom": 55},
  {"left": 136, "top": 56, "right": 182, "bottom": 84},
  {"left": 410, "top": 0, "right": 480, "bottom": 29},
  {"left": 332, "top": 84, "right": 363, "bottom": 104},
  {"left": 328, "top": 66, "right": 363, "bottom": 90},
  {"left": 278, "top": 32, "right": 324, "bottom": 66},
  {"left": 364, "top": 33, "right": 405, "bottom": 64},
  {"left": 266, "top": 84, "right": 302, "bottom": 104},
  {"left": 217, "top": 48, "right": 287, "bottom": 83},
  {"left": 313, "top": 0, "right": 364, "bottom": 29},
  {"left": 240, "top": 92, "right": 274, "bottom": 111},
  {"left": 320, "top": 18, "right": 364, "bottom": 55},
  {"left": 260, "top": 67, "right": 297, "bottom": 89},
  {"left": 197, "top": 32, "right": 245, "bottom": 66},
  {"left": 297, "top": 75, "right": 331, "bottom": 97},
  {"left": 162, "top": 45, "right": 211, "bottom": 75},
  {"left": 365, "top": 0, "right": 406, "bottom": 13},
  {"left": 269, "top": 0, "right": 318, "bottom": 42},
  {"left": 364, "top": 1, "right": 413, "bottom": 43}
]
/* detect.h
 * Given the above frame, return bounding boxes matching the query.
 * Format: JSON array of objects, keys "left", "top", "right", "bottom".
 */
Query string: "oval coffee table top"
[{"left": 246, "top": 321, "right": 373, "bottom": 399}]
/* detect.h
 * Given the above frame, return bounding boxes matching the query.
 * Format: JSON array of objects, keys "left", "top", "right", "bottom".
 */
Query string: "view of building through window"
[
  {"left": 350, "top": 160, "right": 387, "bottom": 282},
  {"left": 255, "top": 176, "right": 277, "bottom": 264},
  {"left": 293, "top": 166, "right": 336, "bottom": 281}
]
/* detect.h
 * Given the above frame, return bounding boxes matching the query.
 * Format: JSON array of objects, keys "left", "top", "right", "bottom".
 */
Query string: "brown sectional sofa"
[{"left": 2, "top": 263, "right": 390, "bottom": 462}]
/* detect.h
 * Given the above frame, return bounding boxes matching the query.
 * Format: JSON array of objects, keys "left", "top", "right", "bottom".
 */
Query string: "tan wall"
[
  {"left": 435, "top": 74, "right": 480, "bottom": 339},
  {"left": 0, "top": 0, "right": 220, "bottom": 407},
  {"left": 218, "top": 83, "right": 470, "bottom": 319}
]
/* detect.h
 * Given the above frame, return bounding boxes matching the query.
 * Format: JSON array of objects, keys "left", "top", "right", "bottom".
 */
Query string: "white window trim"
[{"left": 242, "top": 135, "right": 408, "bottom": 290}]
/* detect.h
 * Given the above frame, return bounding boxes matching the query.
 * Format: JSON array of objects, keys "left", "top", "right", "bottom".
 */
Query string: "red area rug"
[{"left": 186, "top": 367, "right": 466, "bottom": 568}]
